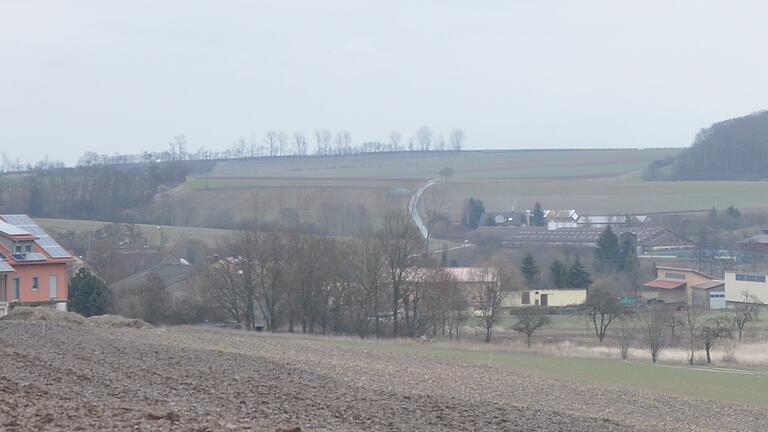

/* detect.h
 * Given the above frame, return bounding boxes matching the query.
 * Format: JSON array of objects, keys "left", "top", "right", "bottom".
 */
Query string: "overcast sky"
[{"left": 1, "top": 1, "right": 767, "bottom": 164}]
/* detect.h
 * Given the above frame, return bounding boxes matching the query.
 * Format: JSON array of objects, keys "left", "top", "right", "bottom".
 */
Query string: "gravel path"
[{"left": 1, "top": 322, "right": 766, "bottom": 431}]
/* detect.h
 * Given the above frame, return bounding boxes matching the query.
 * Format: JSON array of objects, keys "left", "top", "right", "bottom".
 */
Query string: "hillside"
[{"left": 647, "top": 110, "right": 768, "bottom": 180}]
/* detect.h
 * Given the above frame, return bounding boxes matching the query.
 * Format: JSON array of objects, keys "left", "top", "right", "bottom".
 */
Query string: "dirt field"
[{"left": 2, "top": 322, "right": 767, "bottom": 431}]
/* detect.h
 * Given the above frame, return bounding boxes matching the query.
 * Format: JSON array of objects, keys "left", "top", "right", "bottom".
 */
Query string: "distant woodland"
[
  {"left": 0, "top": 162, "right": 208, "bottom": 221},
  {"left": 646, "top": 110, "right": 768, "bottom": 180}
]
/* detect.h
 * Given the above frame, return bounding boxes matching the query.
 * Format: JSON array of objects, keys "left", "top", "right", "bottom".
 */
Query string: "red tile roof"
[{"left": 643, "top": 279, "right": 686, "bottom": 290}]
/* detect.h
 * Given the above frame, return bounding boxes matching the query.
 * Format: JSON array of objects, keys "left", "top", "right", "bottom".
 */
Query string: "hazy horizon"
[{"left": 2, "top": 1, "right": 767, "bottom": 164}]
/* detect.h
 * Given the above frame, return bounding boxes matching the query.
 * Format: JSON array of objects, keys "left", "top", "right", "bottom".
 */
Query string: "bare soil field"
[{"left": 1, "top": 322, "right": 767, "bottom": 432}]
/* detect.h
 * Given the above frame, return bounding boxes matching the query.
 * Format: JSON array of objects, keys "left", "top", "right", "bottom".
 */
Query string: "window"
[
  {"left": 32, "top": 277, "right": 39, "bottom": 290},
  {"left": 13, "top": 278, "right": 20, "bottom": 301},
  {"left": 735, "top": 274, "right": 767, "bottom": 283},
  {"left": 665, "top": 272, "right": 686, "bottom": 280},
  {"left": 14, "top": 244, "right": 22, "bottom": 253},
  {"left": 521, "top": 291, "right": 531, "bottom": 305},
  {"left": 25, "top": 244, "right": 32, "bottom": 253},
  {"left": 710, "top": 293, "right": 725, "bottom": 299}
]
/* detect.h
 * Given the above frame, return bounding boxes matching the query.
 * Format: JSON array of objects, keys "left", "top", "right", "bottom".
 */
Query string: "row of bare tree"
[
  {"left": 204, "top": 207, "right": 515, "bottom": 339},
  {"left": 69, "top": 128, "right": 467, "bottom": 169}
]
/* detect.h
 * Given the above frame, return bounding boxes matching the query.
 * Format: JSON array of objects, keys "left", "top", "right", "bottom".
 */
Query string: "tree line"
[{"left": 1, "top": 127, "right": 467, "bottom": 174}]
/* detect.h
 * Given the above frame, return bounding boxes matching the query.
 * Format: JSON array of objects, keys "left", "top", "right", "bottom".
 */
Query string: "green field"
[
  {"left": 210, "top": 149, "right": 676, "bottom": 180},
  {"left": 321, "top": 337, "right": 768, "bottom": 407},
  {"left": 42, "top": 149, "right": 768, "bottom": 233},
  {"left": 180, "top": 148, "right": 768, "bottom": 225}
]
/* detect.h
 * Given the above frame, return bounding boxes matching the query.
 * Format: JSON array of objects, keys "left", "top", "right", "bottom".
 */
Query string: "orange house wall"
[{"left": 6, "top": 262, "right": 68, "bottom": 303}]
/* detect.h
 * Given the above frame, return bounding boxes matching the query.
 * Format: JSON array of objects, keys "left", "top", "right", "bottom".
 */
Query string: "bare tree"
[
  {"left": 733, "top": 292, "right": 761, "bottom": 342},
  {"left": 314, "top": 129, "right": 332, "bottom": 155},
  {"left": 584, "top": 279, "right": 623, "bottom": 342},
  {"left": 438, "top": 166, "right": 454, "bottom": 180},
  {"left": 293, "top": 132, "right": 308, "bottom": 156},
  {"left": 449, "top": 129, "right": 466, "bottom": 151},
  {"left": 204, "top": 259, "right": 244, "bottom": 324},
  {"left": 235, "top": 229, "right": 288, "bottom": 332},
  {"left": 475, "top": 258, "right": 516, "bottom": 343},
  {"left": 265, "top": 131, "right": 279, "bottom": 157},
  {"left": 349, "top": 234, "right": 387, "bottom": 338},
  {"left": 378, "top": 207, "right": 423, "bottom": 337},
  {"left": 616, "top": 314, "right": 637, "bottom": 360},
  {"left": 277, "top": 132, "right": 288, "bottom": 156},
  {"left": 388, "top": 131, "right": 402, "bottom": 152},
  {"left": 512, "top": 308, "right": 551, "bottom": 347},
  {"left": 683, "top": 305, "right": 703, "bottom": 365},
  {"left": 415, "top": 126, "right": 433, "bottom": 151},
  {"left": 643, "top": 306, "right": 667, "bottom": 363},
  {"left": 701, "top": 317, "right": 732, "bottom": 364}
]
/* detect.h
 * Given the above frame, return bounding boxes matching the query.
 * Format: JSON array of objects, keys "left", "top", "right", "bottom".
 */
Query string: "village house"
[
  {"left": 0, "top": 215, "right": 73, "bottom": 317},
  {"left": 639, "top": 266, "right": 725, "bottom": 309}
]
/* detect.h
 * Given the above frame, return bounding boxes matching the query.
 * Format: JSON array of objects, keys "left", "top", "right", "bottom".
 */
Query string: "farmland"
[
  {"left": 35, "top": 218, "right": 235, "bottom": 247},
  {"left": 2, "top": 320, "right": 767, "bottom": 431},
  {"left": 163, "top": 149, "right": 768, "bottom": 230},
  {"left": 21, "top": 148, "right": 768, "bottom": 238}
]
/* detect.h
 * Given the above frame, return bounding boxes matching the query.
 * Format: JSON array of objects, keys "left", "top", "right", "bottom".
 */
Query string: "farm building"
[
  {"left": 576, "top": 215, "right": 650, "bottom": 228},
  {"left": 504, "top": 289, "right": 586, "bottom": 308},
  {"left": 543, "top": 209, "right": 579, "bottom": 230},
  {"left": 469, "top": 226, "right": 693, "bottom": 253},
  {"left": 0, "top": 215, "right": 73, "bottom": 317},
  {"left": 639, "top": 266, "right": 724, "bottom": 309},
  {"left": 724, "top": 271, "right": 768, "bottom": 306},
  {"left": 109, "top": 259, "right": 198, "bottom": 294},
  {"left": 108, "top": 258, "right": 202, "bottom": 320},
  {"left": 738, "top": 230, "right": 768, "bottom": 255}
]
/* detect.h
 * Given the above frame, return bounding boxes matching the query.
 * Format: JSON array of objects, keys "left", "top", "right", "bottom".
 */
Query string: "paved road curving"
[{"left": 408, "top": 177, "right": 443, "bottom": 240}]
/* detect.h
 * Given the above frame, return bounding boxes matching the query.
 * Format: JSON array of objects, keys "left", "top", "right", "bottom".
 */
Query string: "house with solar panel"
[{"left": 0, "top": 215, "right": 73, "bottom": 316}]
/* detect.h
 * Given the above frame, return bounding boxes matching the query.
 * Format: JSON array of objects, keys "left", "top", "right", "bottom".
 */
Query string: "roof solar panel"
[
  {"left": 12, "top": 252, "right": 47, "bottom": 262},
  {"left": 0, "top": 214, "right": 71, "bottom": 259}
]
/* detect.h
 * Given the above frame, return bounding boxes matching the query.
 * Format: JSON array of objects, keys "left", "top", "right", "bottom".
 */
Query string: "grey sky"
[{"left": 2, "top": 1, "right": 767, "bottom": 164}]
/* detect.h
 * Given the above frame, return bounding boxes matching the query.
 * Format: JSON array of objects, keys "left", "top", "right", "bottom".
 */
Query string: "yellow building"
[
  {"left": 724, "top": 271, "right": 768, "bottom": 305},
  {"left": 504, "top": 289, "right": 586, "bottom": 308}
]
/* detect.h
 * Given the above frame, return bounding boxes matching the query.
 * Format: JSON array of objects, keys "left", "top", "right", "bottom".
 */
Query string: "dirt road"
[{"left": 1, "top": 322, "right": 766, "bottom": 431}]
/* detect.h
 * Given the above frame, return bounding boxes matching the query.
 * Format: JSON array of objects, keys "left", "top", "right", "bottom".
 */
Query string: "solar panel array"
[
  {"left": 0, "top": 260, "right": 12, "bottom": 272},
  {"left": 11, "top": 252, "right": 47, "bottom": 262},
  {"left": 0, "top": 214, "right": 71, "bottom": 259}
]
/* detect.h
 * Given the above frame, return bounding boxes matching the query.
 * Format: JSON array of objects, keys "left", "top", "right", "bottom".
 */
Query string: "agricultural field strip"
[{"left": 297, "top": 336, "right": 768, "bottom": 407}]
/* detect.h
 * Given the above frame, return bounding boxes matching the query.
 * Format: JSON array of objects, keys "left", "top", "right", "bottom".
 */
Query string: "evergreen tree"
[
  {"left": 68, "top": 267, "right": 111, "bottom": 317},
  {"left": 618, "top": 234, "right": 638, "bottom": 274},
  {"left": 550, "top": 260, "right": 568, "bottom": 288},
  {"left": 520, "top": 253, "right": 539, "bottom": 287},
  {"left": 567, "top": 258, "right": 593, "bottom": 288},
  {"left": 462, "top": 198, "right": 486, "bottom": 229},
  {"left": 530, "top": 202, "right": 546, "bottom": 227},
  {"left": 594, "top": 225, "right": 621, "bottom": 273}
]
